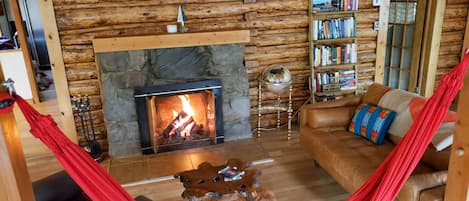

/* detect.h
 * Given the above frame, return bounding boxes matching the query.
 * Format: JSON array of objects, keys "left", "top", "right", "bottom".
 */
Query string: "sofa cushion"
[
  {"left": 305, "top": 106, "right": 356, "bottom": 129},
  {"left": 300, "top": 129, "right": 435, "bottom": 193},
  {"left": 349, "top": 104, "right": 396, "bottom": 144},
  {"left": 361, "top": 83, "right": 391, "bottom": 106},
  {"left": 378, "top": 89, "right": 456, "bottom": 151}
]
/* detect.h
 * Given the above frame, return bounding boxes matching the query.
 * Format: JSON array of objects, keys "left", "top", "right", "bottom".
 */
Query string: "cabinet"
[{"left": 308, "top": 0, "right": 359, "bottom": 103}]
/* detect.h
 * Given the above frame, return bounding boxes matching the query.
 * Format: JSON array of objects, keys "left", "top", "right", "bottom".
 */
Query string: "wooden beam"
[
  {"left": 445, "top": 70, "right": 469, "bottom": 201},
  {"left": 38, "top": 0, "right": 77, "bottom": 142},
  {"left": 419, "top": 0, "right": 446, "bottom": 97},
  {"left": 408, "top": 0, "right": 428, "bottom": 92},
  {"left": 92, "top": 30, "right": 251, "bottom": 53},
  {"left": 10, "top": 0, "right": 40, "bottom": 103},
  {"left": 0, "top": 68, "right": 35, "bottom": 201},
  {"left": 374, "top": 0, "right": 390, "bottom": 84}
]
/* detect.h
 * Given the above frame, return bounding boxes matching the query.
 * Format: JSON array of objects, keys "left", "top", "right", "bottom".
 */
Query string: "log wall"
[
  {"left": 51, "top": 0, "right": 381, "bottom": 152},
  {"left": 436, "top": 0, "right": 469, "bottom": 86}
]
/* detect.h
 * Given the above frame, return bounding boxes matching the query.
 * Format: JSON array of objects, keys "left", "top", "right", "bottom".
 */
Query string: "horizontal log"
[
  {"left": 62, "top": 45, "right": 94, "bottom": 63},
  {"left": 258, "top": 28, "right": 308, "bottom": 35},
  {"left": 442, "top": 18, "right": 467, "bottom": 32},
  {"left": 56, "top": 0, "right": 308, "bottom": 31},
  {"left": 247, "top": 61, "right": 309, "bottom": 74},
  {"left": 444, "top": 5, "right": 468, "bottom": 19},
  {"left": 440, "top": 31, "right": 464, "bottom": 44},
  {"left": 54, "top": 0, "right": 236, "bottom": 10},
  {"left": 358, "top": 62, "right": 375, "bottom": 68},
  {"left": 357, "top": 28, "right": 378, "bottom": 39},
  {"left": 65, "top": 62, "right": 98, "bottom": 81},
  {"left": 358, "top": 52, "right": 376, "bottom": 63},
  {"left": 439, "top": 43, "right": 462, "bottom": 56},
  {"left": 248, "top": 15, "right": 308, "bottom": 30},
  {"left": 68, "top": 79, "right": 101, "bottom": 96},
  {"left": 355, "top": 11, "right": 379, "bottom": 23},
  {"left": 245, "top": 43, "right": 308, "bottom": 60},
  {"left": 255, "top": 32, "right": 307, "bottom": 47},
  {"left": 358, "top": 40, "right": 377, "bottom": 51},
  {"left": 359, "top": 0, "right": 375, "bottom": 9},
  {"left": 245, "top": 60, "right": 259, "bottom": 68},
  {"left": 258, "top": 57, "right": 307, "bottom": 67},
  {"left": 438, "top": 55, "right": 460, "bottom": 68},
  {"left": 256, "top": 11, "right": 307, "bottom": 18},
  {"left": 74, "top": 109, "right": 105, "bottom": 126},
  {"left": 447, "top": 0, "right": 469, "bottom": 4}
]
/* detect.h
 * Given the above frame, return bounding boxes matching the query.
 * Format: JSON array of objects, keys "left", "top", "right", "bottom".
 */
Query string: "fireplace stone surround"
[{"left": 97, "top": 44, "right": 252, "bottom": 158}]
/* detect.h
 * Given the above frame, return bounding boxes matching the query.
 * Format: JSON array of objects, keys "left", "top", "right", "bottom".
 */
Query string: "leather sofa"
[{"left": 300, "top": 84, "right": 451, "bottom": 201}]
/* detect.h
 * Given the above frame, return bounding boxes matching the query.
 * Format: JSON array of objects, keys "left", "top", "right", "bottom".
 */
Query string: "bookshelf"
[{"left": 309, "top": 0, "right": 359, "bottom": 103}]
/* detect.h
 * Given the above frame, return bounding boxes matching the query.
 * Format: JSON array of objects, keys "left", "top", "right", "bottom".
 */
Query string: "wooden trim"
[
  {"left": 419, "top": 0, "right": 446, "bottom": 97},
  {"left": 10, "top": 0, "right": 40, "bottom": 103},
  {"left": 461, "top": 11, "right": 469, "bottom": 59},
  {"left": 445, "top": 71, "right": 469, "bottom": 201},
  {"left": 38, "top": 0, "right": 77, "bottom": 142},
  {"left": 0, "top": 70, "right": 35, "bottom": 201},
  {"left": 93, "top": 30, "right": 251, "bottom": 53},
  {"left": 408, "top": 0, "right": 427, "bottom": 92},
  {"left": 374, "top": 0, "right": 390, "bottom": 84}
]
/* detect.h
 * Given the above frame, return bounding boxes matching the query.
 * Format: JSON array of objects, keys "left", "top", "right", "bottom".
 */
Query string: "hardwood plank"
[
  {"left": 92, "top": 30, "right": 251, "bottom": 53},
  {"left": 374, "top": 0, "right": 390, "bottom": 84},
  {"left": 38, "top": 0, "right": 77, "bottom": 143}
]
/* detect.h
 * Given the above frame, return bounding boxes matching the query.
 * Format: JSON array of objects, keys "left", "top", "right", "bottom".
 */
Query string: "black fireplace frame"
[{"left": 134, "top": 80, "right": 224, "bottom": 154}]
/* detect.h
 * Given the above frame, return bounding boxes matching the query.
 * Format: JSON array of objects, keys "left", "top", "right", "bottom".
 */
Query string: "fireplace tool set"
[{"left": 72, "top": 95, "right": 103, "bottom": 162}]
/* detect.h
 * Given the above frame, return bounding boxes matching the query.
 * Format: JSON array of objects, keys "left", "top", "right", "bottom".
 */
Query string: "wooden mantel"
[{"left": 93, "top": 30, "right": 251, "bottom": 53}]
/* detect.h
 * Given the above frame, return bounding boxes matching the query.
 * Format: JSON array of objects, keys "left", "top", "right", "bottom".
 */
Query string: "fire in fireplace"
[{"left": 135, "top": 80, "right": 223, "bottom": 154}]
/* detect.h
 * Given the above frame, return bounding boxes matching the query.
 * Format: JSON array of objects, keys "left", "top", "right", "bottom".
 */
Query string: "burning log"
[{"left": 163, "top": 110, "right": 196, "bottom": 140}]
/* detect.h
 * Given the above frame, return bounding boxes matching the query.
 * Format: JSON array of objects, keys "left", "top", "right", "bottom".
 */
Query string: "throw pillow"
[
  {"left": 349, "top": 104, "right": 397, "bottom": 144},
  {"left": 377, "top": 89, "right": 456, "bottom": 151}
]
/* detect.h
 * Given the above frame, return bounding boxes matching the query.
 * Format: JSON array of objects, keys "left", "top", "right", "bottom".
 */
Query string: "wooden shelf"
[
  {"left": 313, "top": 63, "right": 358, "bottom": 71},
  {"left": 93, "top": 30, "right": 251, "bottom": 53},
  {"left": 313, "top": 37, "right": 357, "bottom": 44},
  {"left": 315, "top": 89, "right": 356, "bottom": 96}
]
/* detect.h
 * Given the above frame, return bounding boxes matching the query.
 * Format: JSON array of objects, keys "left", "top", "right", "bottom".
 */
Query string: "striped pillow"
[{"left": 349, "top": 104, "right": 397, "bottom": 144}]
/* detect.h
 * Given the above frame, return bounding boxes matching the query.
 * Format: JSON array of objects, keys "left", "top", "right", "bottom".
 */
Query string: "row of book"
[
  {"left": 312, "top": 17, "right": 356, "bottom": 40},
  {"left": 312, "top": 70, "right": 357, "bottom": 93},
  {"left": 313, "top": 43, "right": 357, "bottom": 67},
  {"left": 312, "top": 0, "right": 359, "bottom": 12}
]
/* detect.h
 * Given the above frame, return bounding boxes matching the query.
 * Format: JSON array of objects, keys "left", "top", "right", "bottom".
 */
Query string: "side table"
[
  {"left": 257, "top": 80, "right": 293, "bottom": 140},
  {"left": 174, "top": 159, "right": 269, "bottom": 201}
]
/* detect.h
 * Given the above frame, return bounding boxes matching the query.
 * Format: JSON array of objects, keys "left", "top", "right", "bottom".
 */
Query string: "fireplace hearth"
[
  {"left": 135, "top": 80, "right": 224, "bottom": 154},
  {"left": 97, "top": 44, "right": 252, "bottom": 158}
]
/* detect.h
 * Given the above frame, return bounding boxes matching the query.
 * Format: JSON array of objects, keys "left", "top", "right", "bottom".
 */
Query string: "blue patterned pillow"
[{"left": 349, "top": 104, "right": 397, "bottom": 144}]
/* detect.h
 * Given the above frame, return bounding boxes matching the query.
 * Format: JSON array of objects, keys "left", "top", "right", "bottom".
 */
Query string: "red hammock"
[
  {"left": 14, "top": 96, "right": 134, "bottom": 201},
  {"left": 347, "top": 52, "right": 469, "bottom": 201}
]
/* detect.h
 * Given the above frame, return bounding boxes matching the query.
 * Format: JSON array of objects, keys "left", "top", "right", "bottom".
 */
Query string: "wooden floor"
[{"left": 17, "top": 100, "right": 348, "bottom": 201}]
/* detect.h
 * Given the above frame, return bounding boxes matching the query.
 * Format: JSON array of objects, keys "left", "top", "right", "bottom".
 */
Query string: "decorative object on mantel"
[
  {"left": 166, "top": 24, "right": 178, "bottom": 33},
  {"left": 257, "top": 66, "right": 293, "bottom": 140},
  {"left": 72, "top": 95, "right": 103, "bottom": 162},
  {"left": 174, "top": 158, "right": 275, "bottom": 201},
  {"left": 177, "top": 5, "right": 188, "bottom": 33}
]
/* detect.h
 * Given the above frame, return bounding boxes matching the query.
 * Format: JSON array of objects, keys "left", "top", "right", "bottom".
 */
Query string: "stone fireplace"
[{"left": 97, "top": 44, "right": 252, "bottom": 158}]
